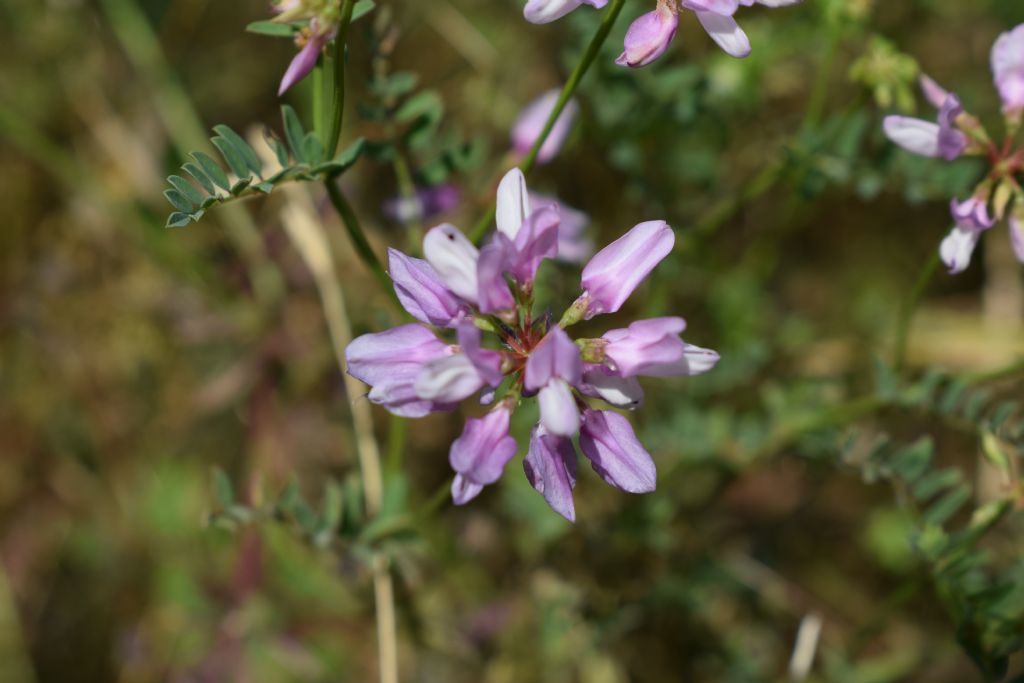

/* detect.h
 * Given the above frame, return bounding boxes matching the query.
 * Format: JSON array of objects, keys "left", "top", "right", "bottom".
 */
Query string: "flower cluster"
[
  {"left": 345, "top": 169, "right": 718, "bottom": 520},
  {"left": 271, "top": 0, "right": 344, "bottom": 95},
  {"left": 522, "top": 0, "right": 801, "bottom": 62},
  {"left": 883, "top": 24, "right": 1024, "bottom": 273}
]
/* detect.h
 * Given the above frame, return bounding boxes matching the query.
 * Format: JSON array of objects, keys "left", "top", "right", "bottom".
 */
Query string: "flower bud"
[
  {"left": 615, "top": 6, "right": 679, "bottom": 68},
  {"left": 511, "top": 90, "right": 579, "bottom": 164}
]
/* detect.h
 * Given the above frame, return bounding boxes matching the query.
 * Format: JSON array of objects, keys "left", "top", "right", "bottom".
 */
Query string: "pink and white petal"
[
  {"left": 1010, "top": 215, "right": 1024, "bottom": 264},
  {"left": 538, "top": 379, "right": 581, "bottom": 437},
  {"left": 495, "top": 168, "right": 531, "bottom": 239},
  {"left": 695, "top": 11, "right": 751, "bottom": 59},
  {"left": 939, "top": 227, "right": 981, "bottom": 275},
  {"left": 883, "top": 116, "right": 941, "bottom": 158}
]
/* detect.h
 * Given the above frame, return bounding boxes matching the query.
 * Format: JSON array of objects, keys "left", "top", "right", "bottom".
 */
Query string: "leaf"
[
  {"left": 230, "top": 178, "right": 252, "bottom": 195},
  {"left": 212, "top": 136, "right": 251, "bottom": 180},
  {"left": 352, "top": 0, "right": 376, "bottom": 22},
  {"left": 891, "top": 437, "right": 934, "bottom": 482},
  {"left": 302, "top": 132, "right": 325, "bottom": 165},
  {"left": 164, "top": 189, "right": 193, "bottom": 213},
  {"left": 924, "top": 484, "right": 972, "bottom": 526},
  {"left": 246, "top": 20, "right": 298, "bottom": 37},
  {"left": 167, "top": 175, "right": 205, "bottom": 206},
  {"left": 396, "top": 90, "right": 444, "bottom": 149},
  {"left": 371, "top": 71, "right": 419, "bottom": 99},
  {"left": 266, "top": 131, "right": 290, "bottom": 168},
  {"left": 912, "top": 468, "right": 962, "bottom": 501},
  {"left": 212, "top": 468, "right": 234, "bottom": 508},
  {"left": 981, "top": 430, "right": 1011, "bottom": 474},
  {"left": 213, "top": 125, "right": 264, "bottom": 177},
  {"left": 313, "top": 136, "right": 365, "bottom": 175},
  {"left": 166, "top": 212, "right": 193, "bottom": 228},
  {"left": 182, "top": 162, "right": 216, "bottom": 194},
  {"left": 192, "top": 151, "right": 231, "bottom": 192},
  {"left": 281, "top": 104, "right": 307, "bottom": 163}
]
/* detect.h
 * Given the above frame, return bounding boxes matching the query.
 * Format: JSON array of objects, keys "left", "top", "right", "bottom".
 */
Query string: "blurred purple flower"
[
  {"left": 383, "top": 185, "right": 462, "bottom": 223},
  {"left": 992, "top": 24, "right": 1024, "bottom": 115},
  {"left": 511, "top": 89, "right": 579, "bottom": 164},
  {"left": 344, "top": 168, "right": 718, "bottom": 520}
]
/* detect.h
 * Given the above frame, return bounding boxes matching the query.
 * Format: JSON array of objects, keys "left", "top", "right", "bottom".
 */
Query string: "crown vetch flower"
[
  {"left": 598, "top": 317, "right": 721, "bottom": 377},
  {"left": 271, "top": 1, "right": 345, "bottom": 96},
  {"left": 617, "top": 0, "right": 801, "bottom": 68},
  {"left": 882, "top": 26, "right": 1024, "bottom": 274},
  {"left": 344, "top": 168, "right": 719, "bottom": 520}
]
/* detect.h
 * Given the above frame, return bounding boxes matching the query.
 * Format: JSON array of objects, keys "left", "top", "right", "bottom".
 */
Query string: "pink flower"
[
  {"left": 511, "top": 90, "right": 579, "bottom": 164},
  {"left": 992, "top": 24, "right": 1024, "bottom": 115},
  {"left": 616, "top": 6, "right": 679, "bottom": 68},
  {"left": 884, "top": 26, "right": 1024, "bottom": 275},
  {"left": 344, "top": 168, "right": 719, "bottom": 520},
  {"left": 617, "top": 0, "right": 801, "bottom": 68}
]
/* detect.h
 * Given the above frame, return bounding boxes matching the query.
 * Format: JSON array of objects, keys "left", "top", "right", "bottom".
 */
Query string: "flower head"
[
  {"left": 344, "top": 169, "right": 719, "bottom": 519},
  {"left": 882, "top": 25, "right": 1024, "bottom": 275}
]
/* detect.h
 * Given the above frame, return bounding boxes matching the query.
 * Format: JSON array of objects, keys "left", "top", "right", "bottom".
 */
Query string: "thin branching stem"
[
  {"left": 894, "top": 251, "right": 941, "bottom": 372},
  {"left": 468, "top": 0, "right": 628, "bottom": 243}
]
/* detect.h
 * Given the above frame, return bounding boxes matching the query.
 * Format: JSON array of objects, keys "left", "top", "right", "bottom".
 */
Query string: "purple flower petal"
[
  {"left": 524, "top": 327, "right": 584, "bottom": 391},
  {"left": 345, "top": 324, "right": 455, "bottom": 417},
  {"left": 496, "top": 168, "right": 531, "bottom": 239},
  {"left": 991, "top": 23, "right": 1024, "bottom": 113},
  {"left": 388, "top": 248, "right": 470, "bottom": 327},
  {"left": 579, "top": 366, "right": 645, "bottom": 409},
  {"left": 694, "top": 11, "right": 751, "bottom": 59},
  {"left": 524, "top": 426, "right": 577, "bottom": 521},
  {"left": 579, "top": 410, "right": 656, "bottom": 493},
  {"left": 449, "top": 408, "right": 518, "bottom": 502},
  {"left": 1011, "top": 214, "right": 1024, "bottom": 264},
  {"left": 580, "top": 220, "right": 674, "bottom": 319},
  {"left": 457, "top": 322, "right": 504, "bottom": 386},
  {"left": 279, "top": 36, "right": 324, "bottom": 96}
]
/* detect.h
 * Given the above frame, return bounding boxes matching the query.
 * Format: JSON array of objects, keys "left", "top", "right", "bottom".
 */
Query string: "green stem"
[
  {"left": 327, "top": 0, "right": 356, "bottom": 157},
  {"left": 313, "top": 61, "right": 325, "bottom": 140},
  {"left": 324, "top": 180, "right": 398, "bottom": 303},
  {"left": 468, "top": 0, "right": 627, "bottom": 243},
  {"left": 893, "top": 251, "right": 941, "bottom": 372}
]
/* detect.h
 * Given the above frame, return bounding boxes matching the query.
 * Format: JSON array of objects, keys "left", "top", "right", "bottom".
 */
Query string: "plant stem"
[
  {"left": 468, "top": 0, "right": 627, "bottom": 243},
  {"left": 327, "top": 0, "right": 357, "bottom": 158},
  {"left": 323, "top": 180, "right": 398, "bottom": 303},
  {"left": 893, "top": 251, "right": 941, "bottom": 372}
]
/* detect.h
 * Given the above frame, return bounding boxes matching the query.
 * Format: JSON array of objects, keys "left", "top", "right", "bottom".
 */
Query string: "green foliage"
[
  {"left": 842, "top": 366, "right": 1024, "bottom": 678},
  {"left": 163, "top": 106, "right": 365, "bottom": 228}
]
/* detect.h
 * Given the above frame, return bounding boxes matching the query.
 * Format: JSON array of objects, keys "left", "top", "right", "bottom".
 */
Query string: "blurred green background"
[{"left": 2, "top": 0, "right": 1024, "bottom": 681}]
